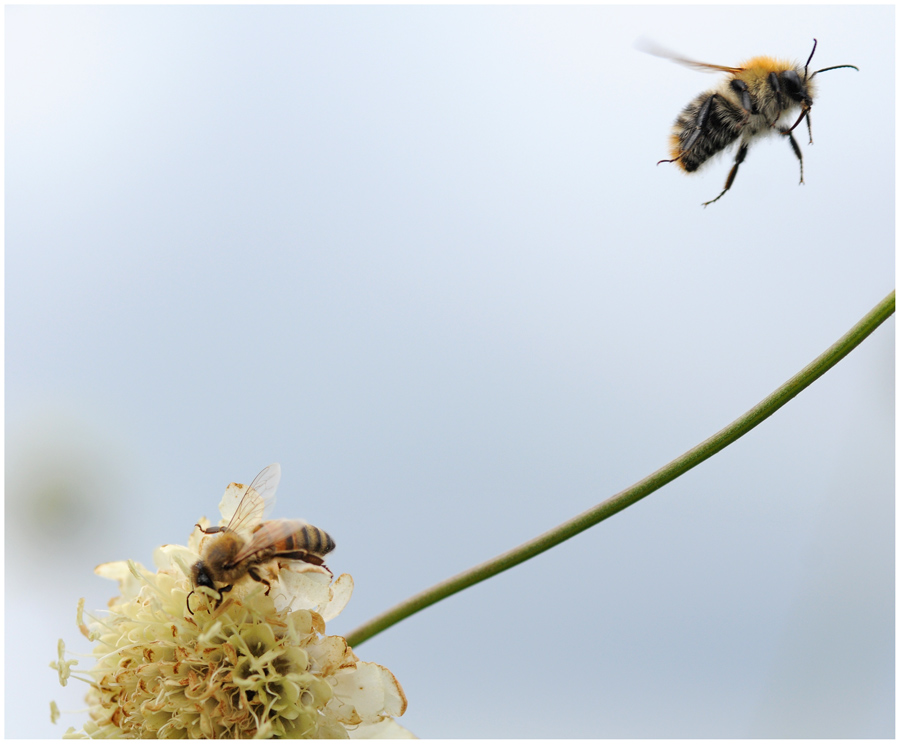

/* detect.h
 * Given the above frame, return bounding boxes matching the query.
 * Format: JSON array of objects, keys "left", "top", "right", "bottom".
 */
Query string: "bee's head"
[
  {"left": 780, "top": 69, "right": 813, "bottom": 108},
  {"left": 783, "top": 39, "right": 858, "bottom": 137},
  {"left": 191, "top": 560, "right": 215, "bottom": 590},
  {"left": 186, "top": 560, "right": 214, "bottom": 616}
]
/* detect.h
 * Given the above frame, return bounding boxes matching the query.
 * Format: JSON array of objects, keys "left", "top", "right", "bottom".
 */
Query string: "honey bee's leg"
[
  {"left": 214, "top": 585, "right": 233, "bottom": 607},
  {"left": 702, "top": 142, "right": 749, "bottom": 207},
  {"left": 247, "top": 566, "right": 272, "bottom": 595},
  {"left": 779, "top": 127, "right": 804, "bottom": 184},
  {"left": 191, "top": 585, "right": 232, "bottom": 612},
  {"left": 196, "top": 524, "right": 225, "bottom": 535},
  {"left": 805, "top": 111, "right": 814, "bottom": 145}
]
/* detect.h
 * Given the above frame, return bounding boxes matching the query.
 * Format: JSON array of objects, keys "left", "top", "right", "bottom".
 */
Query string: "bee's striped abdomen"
[
  {"left": 285, "top": 524, "right": 336, "bottom": 556},
  {"left": 670, "top": 92, "right": 745, "bottom": 172}
]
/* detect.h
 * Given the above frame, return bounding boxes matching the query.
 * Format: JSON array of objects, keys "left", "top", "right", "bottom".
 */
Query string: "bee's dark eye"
[
  {"left": 780, "top": 70, "right": 807, "bottom": 101},
  {"left": 193, "top": 561, "right": 214, "bottom": 589}
]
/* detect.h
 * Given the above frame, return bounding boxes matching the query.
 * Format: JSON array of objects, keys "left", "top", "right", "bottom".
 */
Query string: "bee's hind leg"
[
  {"left": 779, "top": 127, "right": 805, "bottom": 184},
  {"left": 658, "top": 94, "right": 717, "bottom": 167},
  {"left": 703, "top": 142, "right": 749, "bottom": 207}
]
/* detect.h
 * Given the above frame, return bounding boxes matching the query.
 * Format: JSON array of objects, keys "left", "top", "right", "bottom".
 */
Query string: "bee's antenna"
[
  {"left": 803, "top": 38, "right": 818, "bottom": 80},
  {"left": 811, "top": 64, "right": 860, "bottom": 78},
  {"left": 805, "top": 38, "right": 859, "bottom": 79}
]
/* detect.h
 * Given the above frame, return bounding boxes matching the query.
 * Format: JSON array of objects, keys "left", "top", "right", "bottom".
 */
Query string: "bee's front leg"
[
  {"left": 779, "top": 127, "right": 805, "bottom": 184},
  {"left": 214, "top": 584, "right": 233, "bottom": 607}
]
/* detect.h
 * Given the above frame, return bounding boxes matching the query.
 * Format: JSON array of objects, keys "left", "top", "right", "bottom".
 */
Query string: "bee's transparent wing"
[
  {"left": 225, "top": 463, "right": 281, "bottom": 534},
  {"left": 230, "top": 518, "right": 311, "bottom": 565},
  {"left": 636, "top": 38, "right": 744, "bottom": 74}
]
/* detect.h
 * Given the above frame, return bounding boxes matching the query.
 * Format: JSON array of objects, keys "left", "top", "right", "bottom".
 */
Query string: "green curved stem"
[{"left": 344, "top": 290, "right": 895, "bottom": 648}]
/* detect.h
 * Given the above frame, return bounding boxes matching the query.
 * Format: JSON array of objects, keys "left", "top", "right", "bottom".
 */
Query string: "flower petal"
[
  {"left": 320, "top": 573, "right": 354, "bottom": 622},
  {"left": 94, "top": 560, "right": 145, "bottom": 601},
  {"left": 275, "top": 563, "right": 334, "bottom": 613},
  {"left": 217, "top": 481, "right": 248, "bottom": 525},
  {"left": 350, "top": 717, "right": 417, "bottom": 739},
  {"left": 327, "top": 661, "right": 408, "bottom": 724}
]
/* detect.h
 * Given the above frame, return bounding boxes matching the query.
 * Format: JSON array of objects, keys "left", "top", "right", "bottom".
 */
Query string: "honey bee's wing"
[
  {"left": 637, "top": 39, "right": 744, "bottom": 74},
  {"left": 225, "top": 463, "right": 281, "bottom": 535},
  {"left": 230, "top": 519, "right": 310, "bottom": 564}
]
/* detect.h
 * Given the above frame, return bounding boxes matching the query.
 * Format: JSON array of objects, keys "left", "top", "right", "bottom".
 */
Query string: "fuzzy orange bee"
[{"left": 645, "top": 39, "right": 858, "bottom": 205}]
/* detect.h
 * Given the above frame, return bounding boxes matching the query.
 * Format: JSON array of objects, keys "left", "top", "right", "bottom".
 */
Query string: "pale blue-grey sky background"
[{"left": 6, "top": 5, "right": 894, "bottom": 738}]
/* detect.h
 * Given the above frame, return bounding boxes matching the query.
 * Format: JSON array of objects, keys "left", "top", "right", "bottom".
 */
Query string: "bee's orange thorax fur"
[{"left": 735, "top": 56, "right": 798, "bottom": 81}]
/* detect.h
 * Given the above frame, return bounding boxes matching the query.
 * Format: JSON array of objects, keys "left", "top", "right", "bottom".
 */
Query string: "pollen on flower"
[{"left": 50, "top": 479, "right": 411, "bottom": 739}]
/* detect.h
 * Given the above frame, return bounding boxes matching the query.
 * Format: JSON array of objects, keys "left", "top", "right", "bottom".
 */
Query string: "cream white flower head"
[{"left": 52, "top": 472, "right": 411, "bottom": 739}]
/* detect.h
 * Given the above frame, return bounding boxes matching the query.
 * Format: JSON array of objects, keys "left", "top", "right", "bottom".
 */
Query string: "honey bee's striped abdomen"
[
  {"left": 283, "top": 523, "right": 336, "bottom": 556},
  {"left": 237, "top": 519, "right": 336, "bottom": 567},
  {"left": 670, "top": 91, "right": 745, "bottom": 172}
]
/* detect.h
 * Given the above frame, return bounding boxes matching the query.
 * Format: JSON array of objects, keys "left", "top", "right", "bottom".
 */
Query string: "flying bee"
[
  {"left": 187, "top": 463, "right": 336, "bottom": 614},
  {"left": 645, "top": 39, "right": 858, "bottom": 206}
]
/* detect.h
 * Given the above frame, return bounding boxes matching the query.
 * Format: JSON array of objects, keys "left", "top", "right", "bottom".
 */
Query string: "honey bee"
[
  {"left": 646, "top": 39, "right": 858, "bottom": 205},
  {"left": 188, "top": 463, "right": 335, "bottom": 613}
]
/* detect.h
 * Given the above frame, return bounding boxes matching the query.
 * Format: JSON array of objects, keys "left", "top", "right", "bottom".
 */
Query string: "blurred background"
[{"left": 6, "top": 5, "right": 894, "bottom": 738}]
